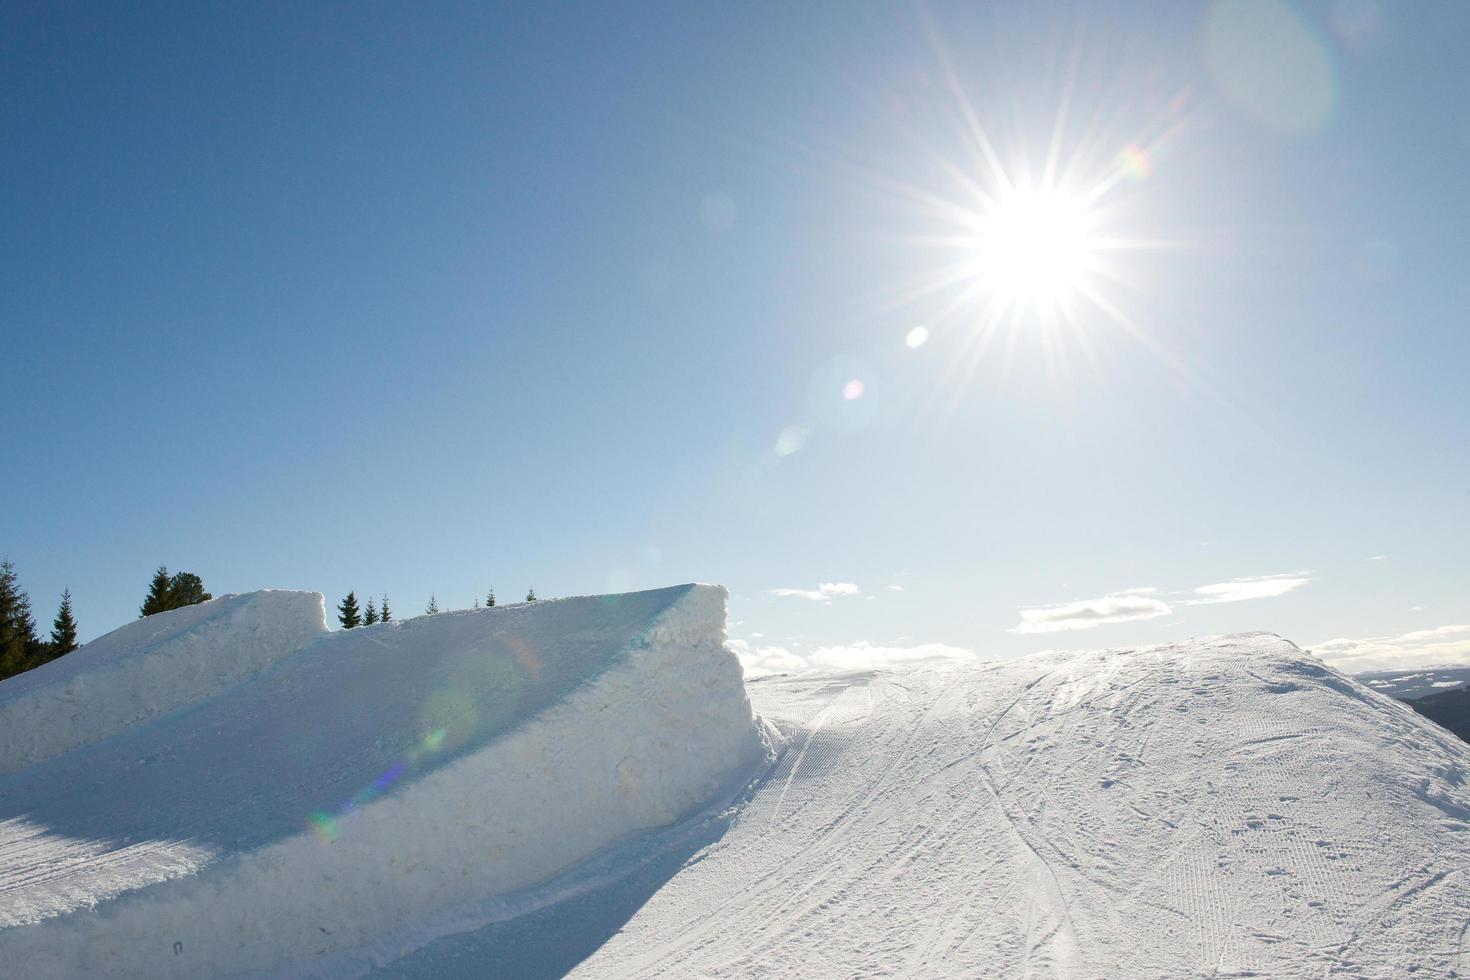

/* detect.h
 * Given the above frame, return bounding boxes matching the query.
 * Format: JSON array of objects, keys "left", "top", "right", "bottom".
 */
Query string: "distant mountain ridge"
[
  {"left": 1357, "top": 665, "right": 1470, "bottom": 745},
  {"left": 1399, "top": 685, "right": 1470, "bottom": 744},
  {"left": 1356, "top": 665, "right": 1470, "bottom": 700}
]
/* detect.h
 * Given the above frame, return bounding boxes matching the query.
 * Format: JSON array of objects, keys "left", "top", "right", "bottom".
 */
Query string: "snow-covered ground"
[
  {"left": 0, "top": 585, "right": 769, "bottom": 978},
  {"left": 390, "top": 634, "right": 1470, "bottom": 979},
  {"left": 5, "top": 590, "right": 1470, "bottom": 978}
]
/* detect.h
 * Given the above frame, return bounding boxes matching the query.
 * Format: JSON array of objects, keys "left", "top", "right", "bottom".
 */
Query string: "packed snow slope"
[
  {"left": 0, "top": 585, "right": 769, "bottom": 978},
  {"left": 385, "top": 633, "right": 1470, "bottom": 979},
  {"left": 0, "top": 590, "right": 326, "bottom": 774}
]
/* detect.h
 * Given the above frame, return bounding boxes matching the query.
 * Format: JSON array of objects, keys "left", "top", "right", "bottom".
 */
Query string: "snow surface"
[
  {"left": 0, "top": 585, "right": 770, "bottom": 978},
  {"left": 384, "top": 633, "right": 1470, "bottom": 978},
  {"left": 8, "top": 591, "right": 1470, "bottom": 978},
  {"left": 0, "top": 591, "right": 326, "bottom": 774}
]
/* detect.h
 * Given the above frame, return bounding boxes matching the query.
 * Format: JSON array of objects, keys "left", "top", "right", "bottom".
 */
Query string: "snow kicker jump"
[{"left": 0, "top": 585, "right": 771, "bottom": 978}]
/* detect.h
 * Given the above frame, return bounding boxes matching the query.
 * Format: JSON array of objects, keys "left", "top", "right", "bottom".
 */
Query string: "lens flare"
[
  {"left": 774, "top": 426, "right": 808, "bottom": 457},
  {"left": 309, "top": 811, "right": 338, "bottom": 844},
  {"left": 1118, "top": 144, "right": 1152, "bottom": 181},
  {"left": 504, "top": 636, "right": 541, "bottom": 681},
  {"left": 843, "top": 379, "right": 865, "bottom": 401},
  {"left": 905, "top": 326, "right": 930, "bottom": 348}
]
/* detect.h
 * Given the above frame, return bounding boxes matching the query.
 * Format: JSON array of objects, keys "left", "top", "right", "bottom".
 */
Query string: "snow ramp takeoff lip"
[{"left": 0, "top": 584, "right": 772, "bottom": 978}]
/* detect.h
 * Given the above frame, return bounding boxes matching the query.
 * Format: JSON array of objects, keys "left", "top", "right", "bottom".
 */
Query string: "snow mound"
[
  {"left": 0, "top": 584, "right": 771, "bottom": 978},
  {"left": 557, "top": 633, "right": 1470, "bottom": 978},
  {"left": 0, "top": 591, "right": 326, "bottom": 774}
]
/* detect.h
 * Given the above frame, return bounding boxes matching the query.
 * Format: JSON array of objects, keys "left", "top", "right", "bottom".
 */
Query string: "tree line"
[
  {"left": 2, "top": 558, "right": 554, "bottom": 681},
  {"left": 0, "top": 561, "right": 211, "bottom": 682},
  {"left": 334, "top": 587, "right": 539, "bottom": 629}
]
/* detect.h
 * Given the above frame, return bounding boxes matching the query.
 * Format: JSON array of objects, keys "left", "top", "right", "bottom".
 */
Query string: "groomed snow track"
[{"left": 390, "top": 633, "right": 1470, "bottom": 979}]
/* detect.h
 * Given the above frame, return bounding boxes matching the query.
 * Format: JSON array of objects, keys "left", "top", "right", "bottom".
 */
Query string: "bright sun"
[
  {"left": 971, "top": 186, "right": 1096, "bottom": 312},
  {"left": 852, "top": 23, "right": 1195, "bottom": 384}
]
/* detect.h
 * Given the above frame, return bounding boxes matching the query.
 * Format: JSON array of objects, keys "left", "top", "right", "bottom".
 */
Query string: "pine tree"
[
  {"left": 525, "top": 588, "right": 537, "bottom": 602},
  {"left": 380, "top": 595, "right": 392, "bottom": 623},
  {"left": 473, "top": 596, "right": 480, "bottom": 609},
  {"left": 337, "top": 591, "right": 362, "bottom": 629},
  {"left": 140, "top": 568, "right": 211, "bottom": 617},
  {"left": 425, "top": 594, "right": 439, "bottom": 615},
  {"left": 486, "top": 589, "right": 495, "bottom": 607},
  {"left": 49, "top": 588, "right": 79, "bottom": 657},
  {"left": 363, "top": 597, "right": 378, "bottom": 625},
  {"left": 140, "top": 565, "right": 172, "bottom": 617},
  {"left": 0, "top": 561, "right": 40, "bottom": 679},
  {"left": 167, "top": 572, "right": 211, "bottom": 609}
]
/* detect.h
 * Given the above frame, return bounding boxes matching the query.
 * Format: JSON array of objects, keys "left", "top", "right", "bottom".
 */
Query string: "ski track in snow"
[
  {"left": 7, "top": 619, "right": 1470, "bottom": 978},
  {"left": 565, "top": 634, "right": 1470, "bottom": 979}
]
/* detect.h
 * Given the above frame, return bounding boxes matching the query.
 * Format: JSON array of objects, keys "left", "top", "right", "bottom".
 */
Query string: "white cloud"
[
  {"left": 765, "top": 582, "right": 860, "bottom": 602},
  {"left": 728, "top": 640, "right": 810, "bottom": 677},
  {"left": 1188, "top": 572, "right": 1310, "bottom": 605},
  {"left": 887, "top": 584, "right": 905, "bottom": 592},
  {"left": 729, "top": 638, "right": 979, "bottom": 677},
  {"left": 1397, "top": 624, "right": 1470, "bottom": 643},
  {"left": 807, "top": 641, "right": 978, "bottom": 671},
  {"left": 1013, "top": 593, "right": 1172, "bottom": 635},
  {"left": 1311, "top": 624, "right": 1470, "bottom": 673},
  {"left": 1368, "top": 555, "right": 1389, "bottom": 561}
]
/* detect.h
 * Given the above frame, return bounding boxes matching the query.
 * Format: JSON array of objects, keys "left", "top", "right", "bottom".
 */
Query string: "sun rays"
[{"left": 841, "top": 16, "right": 1213, "bottom": 407}]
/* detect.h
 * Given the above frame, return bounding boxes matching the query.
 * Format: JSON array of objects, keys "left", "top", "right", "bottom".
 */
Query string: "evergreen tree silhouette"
[
  {"left": 166, "top": 571, "right": 211, "bottom": 608},
  {"left": 140, "top": 565, "right": 172, "bottom": 617},
  {"left": 363, "top": 597, "right": 378, "bottom": 625},
  {"left": 49, "top": 588, "right": 79, "bottom": 657},
  {"left": 486, "top": 589, "right": 495, "bottom": 607},
  {"left": 425, "top": 594, "right": 439, "bottom": 615},
  {"left": 525, "top": 588, "right": 537, "bottom": 602},
  {"left": 380, "top": 595, "right": 392, "bottom": 622},
  {"left": 337, "top": 591, "right": 362, "bottom": 629},
  {"left": 0, "top": 561, "right": 41, "bottom": 679},
  {"left": 140, "top": 568, "right": 211, "bottom": 616}
]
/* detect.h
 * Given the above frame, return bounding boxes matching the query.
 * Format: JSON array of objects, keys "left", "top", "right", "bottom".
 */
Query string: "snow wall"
[
  {"left": 0, "top": 584, "right": 773, "bottom": 978},
  {"left": 0, "top": 590, "right": 328, "bottom": 774}
]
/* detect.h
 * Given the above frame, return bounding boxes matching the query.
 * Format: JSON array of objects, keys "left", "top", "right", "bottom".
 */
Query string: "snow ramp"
[{"left": 0, "top": 584, "right": 771, "bottom": 978}]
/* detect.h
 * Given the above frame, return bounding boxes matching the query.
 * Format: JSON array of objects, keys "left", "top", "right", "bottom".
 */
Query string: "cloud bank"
[
  {"left": 1188, "top": 573, "right": 1311, "bottom": 605},
  {"left": 1014, "top": 594, "right": 1172, "bottom": 634},
  {"left": 1012, "top": 571, "right": 1311, "bottom": 635},
  {"left": 765, "top": 583, "right": 861, "bottom": 602},
  {"left": 730, "top": 638, "right": 979, "bottom": 678},
  {"left": 1312, "top": 624, "right": 1470, "bottom": 673}
]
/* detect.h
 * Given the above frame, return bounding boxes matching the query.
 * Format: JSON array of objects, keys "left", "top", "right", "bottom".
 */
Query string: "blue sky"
[{"left": 3, "top": 1, "right": 1466, "bottom": 672}]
